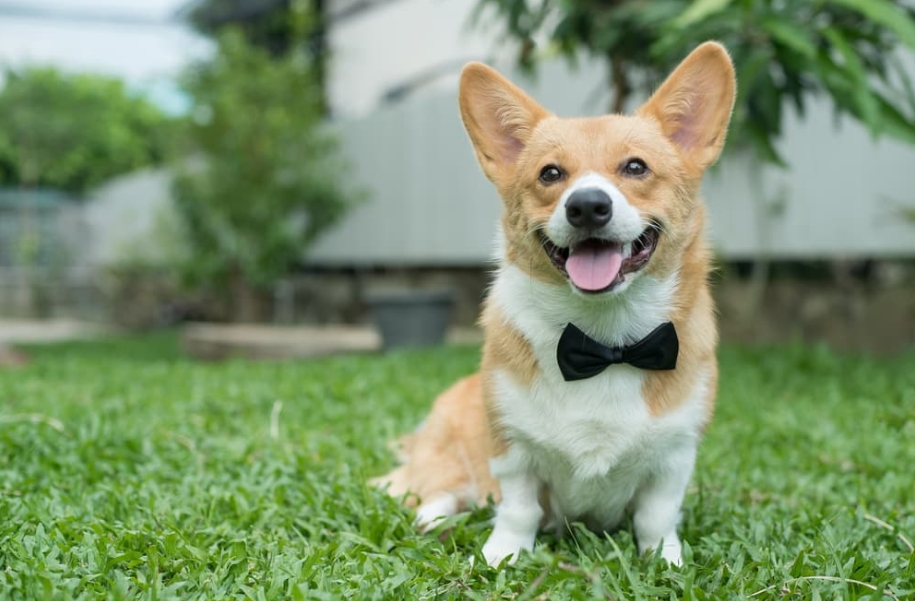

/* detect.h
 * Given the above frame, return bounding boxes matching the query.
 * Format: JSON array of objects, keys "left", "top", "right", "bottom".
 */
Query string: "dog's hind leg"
[{"left": 370, "top": 373, "right": 501, "bottom": 527}]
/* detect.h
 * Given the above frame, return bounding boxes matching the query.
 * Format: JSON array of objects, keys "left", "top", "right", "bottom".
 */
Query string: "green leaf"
[
  {"left": 887, "top": 52, "right": 915, "bottom": 117},
  {"left": 735, "top": 48, "right": 773, "bottom": 93},
  {"left": 760, "top": 18, "right": 817, "bottom": 59},
  {"left": 0, "top": 67, "right": 174, "bottom": 192},
  {"left": 822, "top": 26, "right": 880, "bottom": 135},
  {"left": 171, "top": 25, "right": 363, "bottom": 302},
  {"left": 828, "top": 0, "right": 915, "bottom": 49},
  {"left": 873, "top": 92, "right": 915, "bottom": 145},
  {"left": 672, "top": 0, "right": 734, "bottom": 29}
]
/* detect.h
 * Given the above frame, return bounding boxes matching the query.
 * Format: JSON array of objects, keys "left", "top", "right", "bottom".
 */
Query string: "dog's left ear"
[{"left": 638, "top": 42, "right": 736, "bottom": 170}]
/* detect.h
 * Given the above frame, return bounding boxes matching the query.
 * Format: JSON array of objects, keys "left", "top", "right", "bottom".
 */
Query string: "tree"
[
  {"left": 0, "top": 67, "right": 174, "bottom": 193},
  {"left": 171, "top": 27, "right": 360, "bottom": 321},
  {"left": 186, "top": 0, "right": 323, "bottom": 55},
  {"left": 475, "top": 0, "right": 915, "bottom": 165},
  {"left": 184, "top": 0, "right": 328, "bottom": 108}
]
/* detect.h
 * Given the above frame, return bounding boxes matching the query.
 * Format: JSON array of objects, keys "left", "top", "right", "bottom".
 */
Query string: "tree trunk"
[
  {"left": 610, "top": 54, "right": 630, "bottom": 114},
  {"left": 230, "top": 266, "right": 269, "bottom": 323}
]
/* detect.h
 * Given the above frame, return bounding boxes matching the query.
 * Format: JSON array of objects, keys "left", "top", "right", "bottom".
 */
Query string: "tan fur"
[
  {"left": 458, "top": 64, "right": 551, "bottom": 185},
  {"left": 642, "top": 208, "right": 718, "bottom": 418},
  {"left": 478, "top": 300, "right": 539, "bottom": 461},
  {"left": 480, "top": 300, "right": 542, "bottom": 457},
  {"left": 637, "top": 42, "right": 736, "bottom": 171},
  {"left": 479, "top": 302, "right": 540, "bottom": 389},
  {"left": 371, "top": 374, "right": 500, "bottom": 509},
  {"left": 480, "top": 373, "right": 509, "bottom": 461},
  {"left": 373, "top": 42, "right": 735, "bottom": 526}
]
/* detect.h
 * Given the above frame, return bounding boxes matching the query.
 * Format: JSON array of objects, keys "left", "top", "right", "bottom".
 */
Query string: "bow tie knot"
[
  {"left": 556, "top": 322, "right": 679, "bottom": 382},
  {"left": 607, "top": 347, "right": 624, "bottom": 364}
]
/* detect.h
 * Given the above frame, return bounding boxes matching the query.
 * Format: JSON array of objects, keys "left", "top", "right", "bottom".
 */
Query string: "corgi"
[{"left": 373, "top": 42, "right": 736, "bottom": 567}]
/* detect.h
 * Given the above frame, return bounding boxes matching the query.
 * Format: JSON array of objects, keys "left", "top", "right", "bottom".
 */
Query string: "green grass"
[{"left": 1, "top": 334, "right": 913, "bottom": 600}]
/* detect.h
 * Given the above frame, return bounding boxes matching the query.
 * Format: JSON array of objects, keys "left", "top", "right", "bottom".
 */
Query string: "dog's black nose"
[{"left": 566, "top": 188, "right": 612, "bottom": 228}]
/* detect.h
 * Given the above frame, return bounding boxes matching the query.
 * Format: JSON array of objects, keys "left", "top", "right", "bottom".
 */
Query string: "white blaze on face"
[{"left": 546, "top": 173, "right": 645, "bottom": 291}]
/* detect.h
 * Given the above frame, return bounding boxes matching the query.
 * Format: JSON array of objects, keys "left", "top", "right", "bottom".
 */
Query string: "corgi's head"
[{"left": 459, "top": 42, "right": 735, "bottom": 296}]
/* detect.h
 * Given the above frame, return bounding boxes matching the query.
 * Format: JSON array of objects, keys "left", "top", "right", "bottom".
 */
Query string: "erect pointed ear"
[
  {"left": 638, "top": 42, "right": 736, "bottom": 170},
  {"left": 459, "top": 62, "right": 551, "bottom": 182}
]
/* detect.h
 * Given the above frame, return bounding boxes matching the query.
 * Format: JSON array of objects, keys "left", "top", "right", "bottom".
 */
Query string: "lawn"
[{"left": 1, "top": 333, "right": 913, "bottom": 600}]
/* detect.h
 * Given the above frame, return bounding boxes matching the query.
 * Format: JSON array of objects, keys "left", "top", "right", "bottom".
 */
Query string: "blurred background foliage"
[
  {"left": 0, "top": 68, "right": 174, "bottom": 194},
  {"left": 171, "top": 15, "right": 360, "bottom": 321},
  {"left": 186, "top": 0, "right": 328, "bottom": 108},
  {"left": 1, "top": 0, "right": 912, "bottom": 329},
  {"left": 476, "top": 0, "right": 915, "bottom": 166},
  {"left": 0, "top": 0, "right": 359, "bottom": 323}
]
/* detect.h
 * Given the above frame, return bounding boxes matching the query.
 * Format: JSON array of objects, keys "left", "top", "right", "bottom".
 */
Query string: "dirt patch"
[
  {"left": 182, "top": 324, "right": 381, "bottom": 360},
  {"left": 181, "top": 323, "right": 483, "bottom": 360}
]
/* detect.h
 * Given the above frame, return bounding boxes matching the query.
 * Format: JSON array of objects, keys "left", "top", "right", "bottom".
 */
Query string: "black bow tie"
[{"left": 556, "top": 322, "right": 679, "bottom": 381}]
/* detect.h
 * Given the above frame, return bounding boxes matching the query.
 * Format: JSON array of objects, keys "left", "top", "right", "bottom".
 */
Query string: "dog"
[{"left": 373, "top": 42, "right": 736, "bottom": 568}]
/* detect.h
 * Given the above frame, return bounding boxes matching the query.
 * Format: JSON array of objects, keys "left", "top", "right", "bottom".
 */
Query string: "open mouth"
[{"left": 540, "top": 226, "right": 660, "bottom": 293}]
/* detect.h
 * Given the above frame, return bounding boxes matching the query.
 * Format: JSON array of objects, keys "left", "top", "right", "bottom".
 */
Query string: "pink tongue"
[{"left": 566, "top": 242, "right": 623, "bottom": 291}]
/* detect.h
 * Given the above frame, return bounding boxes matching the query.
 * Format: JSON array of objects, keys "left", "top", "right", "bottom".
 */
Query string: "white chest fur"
[{"left": 486, "top": 264, "right": 706, "bottom": 531}]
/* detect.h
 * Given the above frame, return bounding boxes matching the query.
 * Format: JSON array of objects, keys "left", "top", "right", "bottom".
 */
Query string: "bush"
[
  {"left": 172, "top": 27, "right": 361, "bottom": 321},
  {"left": 0, "top": 67, "right": 174, "bottom": 193}
]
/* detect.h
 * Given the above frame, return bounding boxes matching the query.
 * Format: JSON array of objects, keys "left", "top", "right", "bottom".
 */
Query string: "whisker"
[
  {"left": 528, "top": 225, "right": 544, "bottom": 292},
  {"left": 646, "top": 218, "right": 666, "bottom": 235},
  {"left": 528, "top": 225, "right": 555, "bottom": 255},
  {"left": 529, "top": 253, "right": 535, "bottom": 293}
]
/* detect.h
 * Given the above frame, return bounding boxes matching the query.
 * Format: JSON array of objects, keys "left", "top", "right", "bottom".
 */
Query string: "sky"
[
  {"left": 0, "top": 0, "right": 211, "bottom": 113},
  {"left": 15, "top": 0, "right": 190, "bottom": 20}
]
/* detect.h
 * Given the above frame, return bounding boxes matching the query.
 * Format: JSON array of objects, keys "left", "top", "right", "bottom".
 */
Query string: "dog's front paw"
[
  {"left": 660, "top": 540, "right": 683, "bottom": 567},
  {"left": 414, "top": 493, "right": 458, "bottom": 532},
  {"left": 640, "top": 538, "right": 683, "bottom": 567},
  {"left": 481, "top": 530, "right": 534, "bottom": 567}
]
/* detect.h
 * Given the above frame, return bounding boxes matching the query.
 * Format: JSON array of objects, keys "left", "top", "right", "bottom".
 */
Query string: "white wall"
[
  {"left": 309, "top": 69, "right": 915, "bottom": 264},
  {"left": 704, "top": 106, "right": 915, "bottom": 258},
  {"left": 66, "top": 169, "right": 177, "bottom": 269},
  {"left": 327, "top": 0, "right": 515, "bottom": 118}
]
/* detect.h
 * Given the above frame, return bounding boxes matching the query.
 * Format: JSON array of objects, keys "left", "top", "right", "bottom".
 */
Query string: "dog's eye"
[
  {"left": 539, "top": 165, "right": 564, "bottom": 184},
  {"left": 622, "top": 159, "right": 649, "bottom": 177}
]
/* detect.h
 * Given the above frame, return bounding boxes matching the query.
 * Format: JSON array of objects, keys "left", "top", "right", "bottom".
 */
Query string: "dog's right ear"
[{"left": 459, "top": 63, "right": 550, "bottom": 183}]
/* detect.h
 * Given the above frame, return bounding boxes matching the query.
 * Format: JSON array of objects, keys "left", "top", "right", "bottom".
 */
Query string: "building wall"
[
  {"left": 327, "top": 0, "right": 508, "bottom": 119},
  {"left": 309, "top": 65, "right": 915, "bottom": 264},
  {"left": 316, "top": 0, "right": 915, "bottom": 262},
  {"left": 311, "top": 57, "right": 612, "bottom": 265}
]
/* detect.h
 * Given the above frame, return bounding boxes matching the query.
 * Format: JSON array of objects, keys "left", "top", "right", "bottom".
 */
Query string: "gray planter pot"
[{"left": 367, "top": 290, "right": 455, "bottom": 351}]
